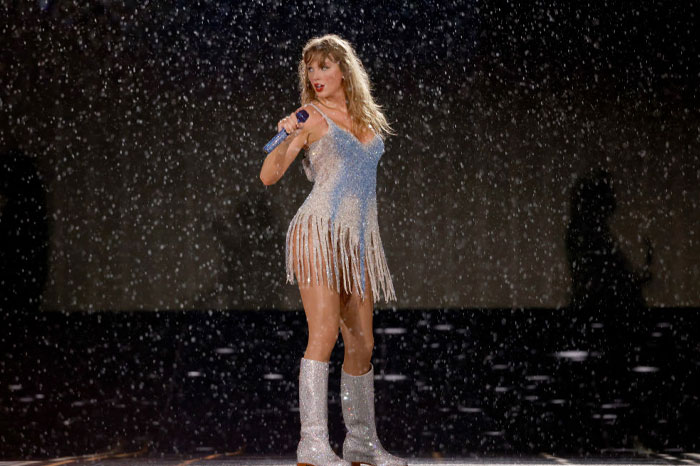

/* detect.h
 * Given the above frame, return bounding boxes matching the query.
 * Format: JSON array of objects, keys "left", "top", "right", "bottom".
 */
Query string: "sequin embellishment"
[{"left": 285, "top": 102, "right": 396, "bottom": 303}]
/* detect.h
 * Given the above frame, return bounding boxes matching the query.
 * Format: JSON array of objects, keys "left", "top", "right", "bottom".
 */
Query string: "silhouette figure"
[
  {"left": 564, "top": 168, "right": 656, "bottom": 450},
  {"left": 565, "top": 168, "right": 653, "bottom": 351},
  {"left": 0, "top": 149, "right": 49, "bottom": 320},
  {"left": 212, "top": 188, "right": 277, "bottom": 308}
]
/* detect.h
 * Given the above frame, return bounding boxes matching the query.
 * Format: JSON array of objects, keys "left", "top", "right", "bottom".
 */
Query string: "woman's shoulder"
[
  {"left": 296, "top": 103, "right": 328, "bottom": 136},
  {"left": 297, "top": 102, "right": 329, "bottom": 149},
  {"left": 299, "top": 102, "right": 326, "bottom": 124}
]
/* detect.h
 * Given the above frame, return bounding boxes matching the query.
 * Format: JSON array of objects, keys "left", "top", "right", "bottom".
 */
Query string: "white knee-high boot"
[
  {"left": 297, "top": 357, "right": 351, "bottom": 466},
  {"left": 340, "top": 363, "right": 408, "bottom": 466}
]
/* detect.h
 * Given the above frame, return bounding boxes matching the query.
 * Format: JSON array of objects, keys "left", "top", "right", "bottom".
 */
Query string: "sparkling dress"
[{"left": 285, "top": 102, "right": 396, "bottom": 303}]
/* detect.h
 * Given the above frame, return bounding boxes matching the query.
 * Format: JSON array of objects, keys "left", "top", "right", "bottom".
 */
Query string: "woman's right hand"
[
  {"left": 277, "top": 111, "right": 304, "bottom": 135},
  {"left": 260, "top": 107, "right": 312, "bottom": 186}
]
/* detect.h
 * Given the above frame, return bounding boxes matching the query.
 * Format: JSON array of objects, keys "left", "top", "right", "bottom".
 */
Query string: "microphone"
[{"left": 263, "top": 109, "right": 310, "bottom": 154}]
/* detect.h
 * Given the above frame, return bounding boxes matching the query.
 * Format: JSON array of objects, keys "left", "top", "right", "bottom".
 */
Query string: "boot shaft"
[
  {"left": 299, "top": 357, "right": 330, "bottom": 427},
  {"left": 297, "top": 357, "right": 351, "bottom": 466},
  {"left": 340, "top": 363, "right": 378, "bottom": 439}
]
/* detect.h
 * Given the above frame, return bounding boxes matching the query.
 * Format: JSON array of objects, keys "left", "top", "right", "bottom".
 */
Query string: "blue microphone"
[{"left": 263, "top": 109, "right": 310, "bottom": 153}]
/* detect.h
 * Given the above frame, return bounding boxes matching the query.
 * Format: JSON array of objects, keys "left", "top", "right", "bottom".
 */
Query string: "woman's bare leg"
[
  {"left": 290, "top": 217, "right": 343, "bottom": 362},
  {"left": 339, "top": 265, "right": 374, "bottom": 375},
  {"left": 299, "top": 283, "right": 341, "bottom": 362}
]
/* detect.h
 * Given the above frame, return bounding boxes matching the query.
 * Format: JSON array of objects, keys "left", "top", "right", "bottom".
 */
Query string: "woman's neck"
[{"left": 317, "top": 94, "right": 348, "bottom": 114}]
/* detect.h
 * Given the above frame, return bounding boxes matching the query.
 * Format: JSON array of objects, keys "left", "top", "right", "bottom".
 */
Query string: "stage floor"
[
  {"left": 3, "top": 309, "right": 698, "bottom": 458},
  {"left": 1, "top": 452, "right": 699, "bottom": 466}
]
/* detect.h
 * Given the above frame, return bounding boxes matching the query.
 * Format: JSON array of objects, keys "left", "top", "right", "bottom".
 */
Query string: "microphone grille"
[{"left": 296, "top": 109, "right": 310, "bottom": 123}]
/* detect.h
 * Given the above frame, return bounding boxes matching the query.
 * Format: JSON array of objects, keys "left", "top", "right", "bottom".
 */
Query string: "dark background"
[
  {"left": 1, "top": 0, "right": 699, "bottom": 460},
  {"left": 1, "top": 0, "right": 698, "bottom": 310}
]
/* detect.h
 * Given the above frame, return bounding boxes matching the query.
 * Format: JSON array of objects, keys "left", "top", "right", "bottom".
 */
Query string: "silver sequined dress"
[{"left": 285, "top": 102, "right": 396, "bottom": 303}]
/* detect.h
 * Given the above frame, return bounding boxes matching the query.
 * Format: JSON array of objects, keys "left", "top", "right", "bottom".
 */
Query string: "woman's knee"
[
  {"left": 300, "top": 280, "right": 341, "bottom": 328},
  {"left": 309, "top": 324, "right": 340, "bottom": 343},
  {"left": 305, "top": 330, "right": 339, "bottom": 361}
]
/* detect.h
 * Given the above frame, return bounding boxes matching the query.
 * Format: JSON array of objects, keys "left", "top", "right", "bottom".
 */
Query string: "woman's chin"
[{"left": 315, "top": 88, "right": 341, "bottom": 98}]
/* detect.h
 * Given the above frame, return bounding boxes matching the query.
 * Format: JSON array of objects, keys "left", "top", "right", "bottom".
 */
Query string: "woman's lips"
[{"left": 314, "top": 84, "right": 325, "bottom": 91}]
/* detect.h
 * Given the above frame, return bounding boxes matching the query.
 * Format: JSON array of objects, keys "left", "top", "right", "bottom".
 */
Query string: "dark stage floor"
[
  {"left": 1, "top": 452, "right": 699, "bottom": 466},
  {"left": 1, "top": 307, "right": 698, "bottom": 460}
]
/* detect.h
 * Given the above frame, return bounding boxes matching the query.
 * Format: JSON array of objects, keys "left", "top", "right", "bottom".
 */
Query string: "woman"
[{"left": 259, "top": 34, "right": 406, "bottom": 466}]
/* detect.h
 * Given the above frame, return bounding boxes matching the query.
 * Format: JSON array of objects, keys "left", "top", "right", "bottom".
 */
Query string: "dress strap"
[{"left": 307, "top": 102, "right": 333, "bottom": 126}]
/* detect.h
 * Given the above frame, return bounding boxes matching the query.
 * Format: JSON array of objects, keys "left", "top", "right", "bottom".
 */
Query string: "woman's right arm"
[{"left": 259, "top": 110, "right": 310, "bottom": 186}]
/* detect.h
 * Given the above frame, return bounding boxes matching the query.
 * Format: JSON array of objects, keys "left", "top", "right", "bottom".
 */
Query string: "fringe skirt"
[{"left": 285, "top": 209, "right": 396, "bottom": 303}]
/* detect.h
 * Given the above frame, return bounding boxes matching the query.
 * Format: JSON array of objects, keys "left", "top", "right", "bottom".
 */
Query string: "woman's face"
[{"left": 306, "top": 55, "right": 344, "bottom": 99}]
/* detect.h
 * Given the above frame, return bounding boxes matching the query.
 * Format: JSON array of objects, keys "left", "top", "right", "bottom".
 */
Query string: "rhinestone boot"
[
  {"left": 297, "top": 357, "right": 351, "bottom": 466},
  {"left": 340, "top": 363, "right": 408, "bottom": 466}
]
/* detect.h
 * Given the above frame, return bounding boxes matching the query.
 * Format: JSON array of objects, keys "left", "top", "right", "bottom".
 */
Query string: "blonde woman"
[{"left": 259, "top": 34, "right": 406, "bottom": 466}]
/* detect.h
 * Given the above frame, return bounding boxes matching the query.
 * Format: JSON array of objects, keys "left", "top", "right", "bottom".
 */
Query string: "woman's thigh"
[
  {"left": 289, "top": 216, "right": 374, "bottom": 347},
  {"left": 290, "top": 218, "right": 343, "bottom": 358},
  {"left": 288, "top": 215, "right": 342, "bottom": 292}
]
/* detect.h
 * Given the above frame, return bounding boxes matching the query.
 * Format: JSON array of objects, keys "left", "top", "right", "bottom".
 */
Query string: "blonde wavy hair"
[{"left": 297, "top": 34, "right": 394, "bottom": 140}]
